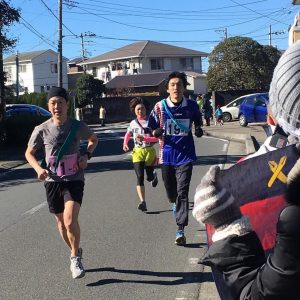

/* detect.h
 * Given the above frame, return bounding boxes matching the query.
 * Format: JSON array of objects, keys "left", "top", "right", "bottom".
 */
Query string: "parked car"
[
  {"left": 238, "top": 93, "right": 269, "bottom": 127},
  {"left": 4, "top": 104, "right": 51, "bottom": 143},
  {"left": 220, "top": 95, "right": 248, "bottom": 122}
]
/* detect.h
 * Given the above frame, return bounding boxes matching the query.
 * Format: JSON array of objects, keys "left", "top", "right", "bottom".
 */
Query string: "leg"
[
  {"left": 161, "top": 165, "right": 177, "bottom": 203},
  {"left": 175, "top": 163, "right": 193, "bottom": 228},
  {"left": 133, "top": 162, "right": 145, "bottom": 202},
  {"left": 133, "top": 161, "right": 147, "bottom": 211},
  {"left": 63, "top": 200, "right": 81, "bottom": 257},
  {"left": 54, "top": 212, "right": 71, "bottom": 250},
  {"left": 145, "top": 146, "right": 158, "bottom": 187},
  {"left": 145, "top": 165, "right": 155, "bottom": 182}
]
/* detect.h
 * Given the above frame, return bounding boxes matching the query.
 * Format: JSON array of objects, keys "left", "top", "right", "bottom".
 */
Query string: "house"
[
  {"left": 80, "top": 40, "right": 208, "bottom": 84},
  {"left": 3, "top": 49, "right": 68, "bottom": 94},
  {"left": 67, "top": 57, "right": 86, "bottom": 90},
  {"left": 105, "top": 71, "right": 207, "bottom": 96}
]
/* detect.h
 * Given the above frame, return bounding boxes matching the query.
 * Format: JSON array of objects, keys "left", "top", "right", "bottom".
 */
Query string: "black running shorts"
[{"left": 44, "top": 181, "right": 84, "bottom": 214}]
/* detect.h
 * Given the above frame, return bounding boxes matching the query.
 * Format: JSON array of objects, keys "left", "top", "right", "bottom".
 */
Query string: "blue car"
[{"left": 238, "top": 93, "right": 269, "bottom": 127}]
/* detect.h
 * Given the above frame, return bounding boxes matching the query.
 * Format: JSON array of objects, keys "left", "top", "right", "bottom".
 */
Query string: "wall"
[{"left": 81, "top": 96, "right": 162, "bottom": 124}]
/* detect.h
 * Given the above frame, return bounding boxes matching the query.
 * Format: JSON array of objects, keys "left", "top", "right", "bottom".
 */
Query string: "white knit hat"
[{"left": 269, "top": 41, "right": 300, "bottom": 137}]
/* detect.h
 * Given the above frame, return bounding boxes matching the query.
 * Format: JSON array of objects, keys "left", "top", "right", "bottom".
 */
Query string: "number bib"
[
  {"left": 48, "top": 153, "right": 78, "bottom": 177},
  {"left": 166, "top": 119, "right": 190, "bottom": 136}
]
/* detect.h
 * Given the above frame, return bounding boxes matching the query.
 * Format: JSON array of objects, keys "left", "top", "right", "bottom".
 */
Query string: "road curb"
[{"left": 204, "top": 131, "right": 256, "bottom": 155}]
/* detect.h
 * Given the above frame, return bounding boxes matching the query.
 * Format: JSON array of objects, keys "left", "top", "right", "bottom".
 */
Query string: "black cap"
[{"left": 47, "top": 87, "right": 68, "bottom": 101}]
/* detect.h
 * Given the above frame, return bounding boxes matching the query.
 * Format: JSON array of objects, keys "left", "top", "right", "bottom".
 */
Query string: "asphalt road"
[{"left": 0, "top": 124, "right": 246, "bottom": 300}]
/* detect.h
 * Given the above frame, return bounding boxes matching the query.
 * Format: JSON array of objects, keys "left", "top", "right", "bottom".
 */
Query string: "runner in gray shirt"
[{"left": 25, "top": 87, "right": 98, "bottom": 279}]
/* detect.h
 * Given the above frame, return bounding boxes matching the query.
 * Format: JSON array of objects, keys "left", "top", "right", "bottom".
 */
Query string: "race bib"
[
  {"left": 48, "top": 153, "right": 78, "bottom": 177},
  {"left": 166, "top": 119, "right": 189, "bottom": 136}
]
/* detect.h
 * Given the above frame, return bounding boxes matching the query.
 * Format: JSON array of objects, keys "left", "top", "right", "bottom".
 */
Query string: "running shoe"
[
  {"left": 151, "top": 171, "right": 158, "bottom": 187},
  {"left": 138, "top": 201, "right": 147, "bottom": 212},
  {"left": 175, "top": 229, "right": 186, "bottom": 246},
  {"left": 70, "top": 256, "right": 85, "bottom": 279}
]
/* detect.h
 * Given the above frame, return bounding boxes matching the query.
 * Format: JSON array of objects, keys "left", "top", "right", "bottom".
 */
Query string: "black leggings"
[{"left": 133, "top": 162, "right": 155, "bottom": 186}]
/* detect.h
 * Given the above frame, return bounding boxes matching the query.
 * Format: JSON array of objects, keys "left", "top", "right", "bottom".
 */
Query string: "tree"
[
  {"left": 207, "top": 36, "right": 281, "bottom": 91},
  {"left": 76, "top": 73, "right": 106, "bottom": 107},
  {"left": 0, "top": 0, "right": 20, "bottom": 121}
]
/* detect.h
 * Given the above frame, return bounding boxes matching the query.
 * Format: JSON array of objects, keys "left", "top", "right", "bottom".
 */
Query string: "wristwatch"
[{"left": 85, "top": 151, "right": 92, "bottom": 160}]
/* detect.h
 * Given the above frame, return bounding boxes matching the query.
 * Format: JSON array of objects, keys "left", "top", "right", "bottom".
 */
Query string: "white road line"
[
  {"left": 222, "top": 143, "right": 228, "bottom": 152},
  {"left": 23, "top": 201, "right": 47, "bottom": 215}
]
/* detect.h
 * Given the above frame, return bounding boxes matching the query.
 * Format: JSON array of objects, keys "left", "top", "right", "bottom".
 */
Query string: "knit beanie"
[
  {"left": 269, "top": 41, "right": 300, "bottom": 137},
  {"left": 47, "top": 87, "right": 68, "bottom": 102}
]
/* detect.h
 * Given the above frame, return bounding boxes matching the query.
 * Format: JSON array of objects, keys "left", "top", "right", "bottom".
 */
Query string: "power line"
[{"left": 20, "top": 17, "right": 57, "bottom": 49}]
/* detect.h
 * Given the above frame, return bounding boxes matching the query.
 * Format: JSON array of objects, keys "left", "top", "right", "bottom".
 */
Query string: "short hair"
[
  {"left": 165, "top": 71, "right": 189, "bottom": 89},
  {"left": 129, "top": 97, "right": 146, "bottom": 113}
]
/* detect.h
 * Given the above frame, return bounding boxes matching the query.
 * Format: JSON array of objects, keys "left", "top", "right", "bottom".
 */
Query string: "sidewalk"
[{"left": 203, "top": 120, "right": 268, "bottom": 155}]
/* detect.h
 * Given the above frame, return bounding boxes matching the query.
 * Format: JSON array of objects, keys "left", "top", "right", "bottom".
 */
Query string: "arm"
[
  {"left": 25, "top": 146, "right": 49, "bottom": 181},
  {"left": 78, "top": 132, "right": 98, "bottom": 169},
  {"left": 123, "top": 131, "right": 131, "bottom": 152}
]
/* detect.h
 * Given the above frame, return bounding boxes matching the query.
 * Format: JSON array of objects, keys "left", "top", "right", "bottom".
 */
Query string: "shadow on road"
[{"left": 85, "top": 267, "right": 214, "bottom": 287}]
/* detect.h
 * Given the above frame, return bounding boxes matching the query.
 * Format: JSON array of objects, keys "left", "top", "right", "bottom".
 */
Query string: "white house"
[
  {"left": 3, "top": 49, "right": 68, "bottom": 94},
  {"left": 80, "top": 40, "right": 208, "bottom": 85}
]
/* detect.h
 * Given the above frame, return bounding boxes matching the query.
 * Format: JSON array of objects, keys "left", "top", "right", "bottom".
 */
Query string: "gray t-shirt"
[{"left": 28, "top": 118, "right": 94, "bottom": 182}]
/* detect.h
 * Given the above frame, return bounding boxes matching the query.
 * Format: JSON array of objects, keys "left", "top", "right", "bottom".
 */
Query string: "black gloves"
[
  {"left": 153, "top": 128, "right": 164, "bottom": 138},
  {"left": 195, "top": 126, "right": 203, "bottom": 138}
]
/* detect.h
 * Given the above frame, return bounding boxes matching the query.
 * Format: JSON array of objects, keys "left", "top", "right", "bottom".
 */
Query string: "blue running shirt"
[{"left": 148, "top": 98, "right": 201, "bottom": 166}]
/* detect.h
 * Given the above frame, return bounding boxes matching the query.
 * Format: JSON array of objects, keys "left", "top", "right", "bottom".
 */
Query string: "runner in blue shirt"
[{"left": 146, "top": 71, "right": 203, "bottom": 245}]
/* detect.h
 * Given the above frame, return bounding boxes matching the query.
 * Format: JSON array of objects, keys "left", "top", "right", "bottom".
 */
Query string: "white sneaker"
[{"left": 70, "top": 256, "right": 85, "bottom": 279}]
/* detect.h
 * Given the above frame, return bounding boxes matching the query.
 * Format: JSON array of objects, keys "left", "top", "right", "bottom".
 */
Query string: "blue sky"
[{"left": 6, "top": 0, "right": 299, "bottom": 71}]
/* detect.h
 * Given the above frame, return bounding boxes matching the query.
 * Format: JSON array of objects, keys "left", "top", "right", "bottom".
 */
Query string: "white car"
[{"left": 221, "top": 95, "right": 248, "bottom": 122}]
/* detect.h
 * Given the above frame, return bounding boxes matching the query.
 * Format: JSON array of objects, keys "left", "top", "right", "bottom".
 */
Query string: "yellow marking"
[{"left": 268, "top": 156, "right": 287, "bottom": 187}]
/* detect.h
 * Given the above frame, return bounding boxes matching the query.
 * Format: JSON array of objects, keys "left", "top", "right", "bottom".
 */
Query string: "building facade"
[
  {"left": 4, "top": 49, "right": 68, "bottom": 94},
  {"left": 80, "top": 40, "right": 208, "bottom": 84}
]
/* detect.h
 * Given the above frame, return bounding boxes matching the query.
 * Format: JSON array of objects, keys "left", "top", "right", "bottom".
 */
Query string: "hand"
[
  {"left": 77, "top": 155, "right": 88, "bottom": 170},
  {"left": 135, "top": 134, "right": 144, "bottom": 143},
  {"left": 192, "top": 165, "right": 241, "bottom": 228},
  {"left": 123, "top": 144, "right": 129, "bottom": 152},
  {"left": 36, "top": 167, "right": 49, "bottom": 181},
  {"left": 195, "top": 126, "right": 203, "bottom": 138},
  {"left": 153, "top": 128, "right": 164, "bottom": 138}
]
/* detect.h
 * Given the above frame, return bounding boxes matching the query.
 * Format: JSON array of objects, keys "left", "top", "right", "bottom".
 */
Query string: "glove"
[
  {"left": 153, "top": 128, "right": 164, "bottom": 138},
  {"left": 192, "top": 165, "right": 242, "bottom": 229},
  {"left": 194, "top": 126, "right": 203, "bottom": 138}
]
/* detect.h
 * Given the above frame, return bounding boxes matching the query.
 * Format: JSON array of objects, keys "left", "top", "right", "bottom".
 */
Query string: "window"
[
  {"left": 245, "top": 96, "right": 256, "bottom": 105},
  {"left": 92, "top": 67, "right": 97, "bottom": 77},
  {"left": 40, "top": 86, "right": 45, "bottom": 93},
  {"left": 19, "top": 65, "right": 27, "bottom": 73},
  {"left": 255, "top": 96, "right": 267, "bottom": 107},
  {"left": 180, "top": 58, "right": 194, "bottom": 70},
  {"left": 228, "top": 97, "right": 245, "bottom": 107},
  {"left": 150, "top": 59, "right": 164, "bottom": 70},
  {"left": 51, "top": 63, "right": 58, "bottom": 73}
]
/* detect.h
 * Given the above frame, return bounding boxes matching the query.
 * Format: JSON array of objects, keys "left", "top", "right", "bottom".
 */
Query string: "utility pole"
[
  {"left": 215, "top": 28, "right": 228, "bottom": 40},
  {"left": 57, "top": 0, "right": 63, "bottom": 87},
  {"left": 269, "top": 24, "right": 272, "bottom": 46},
  {"left": 16, "top": 51, "right": 19, "bottom": 102},
  {"left": 0, "top": 28, "right": 5, "bottom": 122},
  {"left": 79, "top": 32, "right": 95, "bottom": 73},
  {"left": 80, "top": 33, "right": 85, "bottom": 60}
]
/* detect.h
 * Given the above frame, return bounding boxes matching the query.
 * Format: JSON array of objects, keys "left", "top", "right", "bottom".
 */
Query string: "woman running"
[{"left": 123, "top": 97, "right": 158, "bottom": 212}]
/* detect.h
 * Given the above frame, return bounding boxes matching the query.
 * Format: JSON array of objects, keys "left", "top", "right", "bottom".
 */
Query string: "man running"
[
  {"left": 147, "top": 71, "right": 203, "bottom": 245},
  {"left": 25, "top": 87, "right": 98, "bottom": 279}
]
